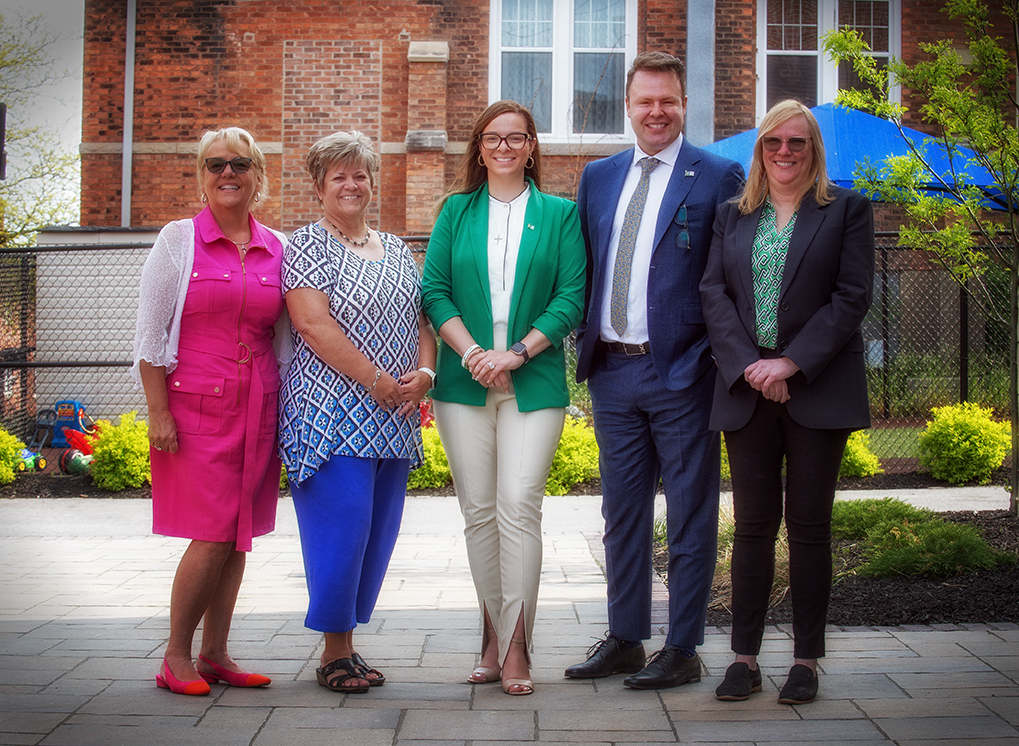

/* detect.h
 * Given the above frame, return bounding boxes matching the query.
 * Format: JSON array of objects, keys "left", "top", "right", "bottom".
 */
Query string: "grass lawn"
[{"left": 868, "top": 426, "right": 923, "bottom": 459}]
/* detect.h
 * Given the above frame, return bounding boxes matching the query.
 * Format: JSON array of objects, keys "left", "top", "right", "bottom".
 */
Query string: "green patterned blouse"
[{"left": 752, "top": 200, "right": 798, "bottom": 349}]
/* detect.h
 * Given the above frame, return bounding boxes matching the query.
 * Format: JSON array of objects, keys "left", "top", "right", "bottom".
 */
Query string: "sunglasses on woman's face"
[
  {"left": 761, "top": 136, "right": 811, "bottom": 153},
  {"left": 204, "top": 156, "right": 253, "bottom": 174}
]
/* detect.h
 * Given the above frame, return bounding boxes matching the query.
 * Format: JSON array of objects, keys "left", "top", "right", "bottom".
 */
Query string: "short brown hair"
[
  {"left": 305, "top": 130, "right": 380, "bottom": 193},
  {"left": 626, "top": 51, "right": 686, "bottom": 98}
]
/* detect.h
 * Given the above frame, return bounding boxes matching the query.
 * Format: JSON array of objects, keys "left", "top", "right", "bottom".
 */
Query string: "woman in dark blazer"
[
  {"left": 422, "top": 100, "right": 586, "bottom": 696},
  {"left": 700, "top": 100, "right": 874, "bottom": 705}
]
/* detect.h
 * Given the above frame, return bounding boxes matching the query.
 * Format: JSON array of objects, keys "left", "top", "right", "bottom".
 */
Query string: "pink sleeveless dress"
[{"left": 150, "top": 212, "right": 284, "bottom": 552}]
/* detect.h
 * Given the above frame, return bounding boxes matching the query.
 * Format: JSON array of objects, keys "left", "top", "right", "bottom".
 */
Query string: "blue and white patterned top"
[{"left": 278, "top": 223, "right": 423, "bottom": 484}]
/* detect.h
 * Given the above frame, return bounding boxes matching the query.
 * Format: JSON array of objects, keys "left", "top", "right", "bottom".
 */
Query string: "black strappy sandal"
[
  {"left": 316, "top": 658, "right": 370, "bottom": 693},
  {"left": 351, "top": 652, "right": 386, "bottom": 687}
]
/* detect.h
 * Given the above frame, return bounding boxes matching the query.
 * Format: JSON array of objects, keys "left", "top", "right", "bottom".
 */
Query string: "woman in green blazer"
[{"left": 422, "top": 101, "right": 586, "bottom": 696}]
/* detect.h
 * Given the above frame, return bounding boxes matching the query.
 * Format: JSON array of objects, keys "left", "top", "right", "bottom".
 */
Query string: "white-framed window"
[
  {"left": 756, "top": 0, "right": 901, "bottom": 123},
  {"left": 489, "top": 0, "right": 637, "bottom": 143}
]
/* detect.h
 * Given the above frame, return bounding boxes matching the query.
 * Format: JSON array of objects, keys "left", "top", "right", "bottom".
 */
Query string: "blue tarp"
[{"left": 703, "top": 103, "right": 1010, "bottom": 210}]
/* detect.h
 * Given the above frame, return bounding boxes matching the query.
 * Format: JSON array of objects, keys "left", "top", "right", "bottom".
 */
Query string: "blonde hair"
[
  {"left": 305, "top": 130, "right": 380, "bottom": 193},
  {"left": 737, "top": 100, "right": 832, "bottom": 215},
  {"left": 195, "top": 127, "right": 269, "bottom": 204}
]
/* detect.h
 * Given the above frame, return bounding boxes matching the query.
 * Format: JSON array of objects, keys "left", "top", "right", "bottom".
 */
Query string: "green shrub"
[
  {"left": 546, "top": 416, "right": 600, "bottom": 495},
  {"left": 831, "top": 497, "right": 933, "bottom": 540},
  {"left": 839, "top": 430, "right": 883, "bottom": 478},
  {"left": 407, "top": 426, "right": 452, "bottom": 490},
  {"left": 0, "top": 427, "right": 26, "bottom": 485},
  {"left": 918, "top": 402, "right": 1011, "bottom": 484},
  {"left": 90, "top": 412, "right": 151, "bottom": 491},
  {"left": 280, "top": 464, "right": 289, "bottom": 491},
  {"left": 720, "top": 435, "right": 731, "bottom": 481},
  {"left": 859, "top": 518, "right": 1016, "bottom": 578}
]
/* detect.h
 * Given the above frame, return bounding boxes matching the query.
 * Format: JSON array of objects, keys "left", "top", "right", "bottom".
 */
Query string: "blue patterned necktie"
[{"left": 610, "top": 156, "right": 661, "bottom": 336}]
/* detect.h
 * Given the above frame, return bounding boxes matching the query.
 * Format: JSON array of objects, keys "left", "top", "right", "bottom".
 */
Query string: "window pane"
[
  {"left": 839, "top": 54, "right": 887, "bottom": 98},
  {"left": 839, "top": 0, "right": 890, "bottom": 52},
  {"left": 574, "top": 52, "right": 625, "bottom": 133},
  {"left": 502, "top": 51, "right": 553, "bottom": 132},
  {"left": 503, "top": 0, "right": 553, "bottom": 48},
  {"left": 769, "top": 0, "right": 817, "bottom": 50},
  {"left": 767, "top": 55, "right": 817, "bottom": 109},
  {"left": 575, "top": 0, "right": 626, "bottom": 49}
]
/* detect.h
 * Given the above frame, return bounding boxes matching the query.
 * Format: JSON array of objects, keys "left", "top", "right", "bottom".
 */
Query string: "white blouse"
[{"left": 487, "top": 184, "right": 531, "bottom": 332}]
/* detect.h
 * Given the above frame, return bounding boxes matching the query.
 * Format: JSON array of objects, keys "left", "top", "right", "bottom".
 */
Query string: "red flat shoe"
[
  {"left": 197, "top": 654, "right": 271, "bottom": 688},
  {"left": 156, "top": 658, "right": 211, "bottom": 696}
]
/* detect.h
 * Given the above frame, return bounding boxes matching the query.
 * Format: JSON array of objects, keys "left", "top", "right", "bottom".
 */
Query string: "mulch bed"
[{"left": 4, "top": 467, "right": 1016, "bottom": 626}]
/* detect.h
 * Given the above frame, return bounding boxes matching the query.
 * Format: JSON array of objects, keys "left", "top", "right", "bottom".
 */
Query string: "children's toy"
[
  {"left": 52, "top": 401, "right": 95, "bottom": 448},
  {"left": 63, "top": 427, "right": 97, "bottom": 455},
  {"left": 58, "top": 448, "right": 93, "bottom": 476},
  {"left": 17, "top": 448, "right": 46, "bottom": 472},
  {"left": 26, "top": 409, "right": 57, "bottom": 452}
]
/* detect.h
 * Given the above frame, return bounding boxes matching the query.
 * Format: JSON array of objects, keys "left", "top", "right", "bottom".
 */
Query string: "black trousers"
[{"left": 724, "top": 397, "right": 850, "bottom": 660}]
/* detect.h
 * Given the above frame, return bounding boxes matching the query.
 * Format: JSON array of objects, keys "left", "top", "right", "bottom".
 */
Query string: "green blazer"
[{"left": 422, "top": 180, "right": 587, "bottom": 411}]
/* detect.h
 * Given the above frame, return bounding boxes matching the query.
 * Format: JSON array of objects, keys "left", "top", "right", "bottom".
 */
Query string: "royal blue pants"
[{"left": 290, "top": 455, "right": 409, "bottom": 633}]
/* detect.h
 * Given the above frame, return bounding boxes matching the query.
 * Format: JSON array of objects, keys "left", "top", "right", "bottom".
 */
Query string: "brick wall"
[{"left": 714, "top": 0, "right": 756, "bottom": 138}]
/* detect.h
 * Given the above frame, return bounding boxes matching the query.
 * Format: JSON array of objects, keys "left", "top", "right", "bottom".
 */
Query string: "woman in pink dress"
[{"left": 132, "top": 127, "right": 289, "bottom": 696}]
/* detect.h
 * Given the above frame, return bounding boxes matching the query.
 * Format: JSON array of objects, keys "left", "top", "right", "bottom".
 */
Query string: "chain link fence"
[
  {"left": 864, "top": 233, "right": 1011, "bottom": 473},
  {"left": 0, "top": 232, "right": 1009, "bottom": 475}
]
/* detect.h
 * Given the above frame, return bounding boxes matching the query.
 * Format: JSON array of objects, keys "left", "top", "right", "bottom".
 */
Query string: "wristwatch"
[{"left": 510, "top": 341, "right": 530, "bottom": 363}]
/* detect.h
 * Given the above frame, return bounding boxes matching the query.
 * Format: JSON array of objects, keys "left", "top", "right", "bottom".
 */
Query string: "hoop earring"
[
  {"left": 526, "top": 156, "right": 535, "bottom": 169},
  {"left": 478, "top": 152, "right": 485, "bottom": 167},
  {"left": 254, "top": 192, "right": 260, "bottom": 203},
  {"left": 201, "top": 193, "right": 208, "bottom": 204}
]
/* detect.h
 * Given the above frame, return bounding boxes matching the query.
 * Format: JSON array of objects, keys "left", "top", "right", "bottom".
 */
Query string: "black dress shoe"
[
  {"left": 623, "top": 646, "right": 701, "bottom": 690},
  {"left": 715, "top": 661, "right": 763, "bottom": 701},
  {"left": 564, "top": 636, "right": 646, "bottom": 678},
  {"left": 777, "top": 664, "right": 818, "bottom": 704}
]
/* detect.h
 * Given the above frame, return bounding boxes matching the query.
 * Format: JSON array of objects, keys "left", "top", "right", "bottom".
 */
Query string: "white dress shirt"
[{"left": 598, "top": 134, "right": 684, "bottom": 344}]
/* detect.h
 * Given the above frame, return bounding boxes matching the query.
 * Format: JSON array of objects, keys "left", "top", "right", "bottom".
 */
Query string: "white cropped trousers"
[{"left": 433, "top": 391, "right": 564, "bottom": 666}]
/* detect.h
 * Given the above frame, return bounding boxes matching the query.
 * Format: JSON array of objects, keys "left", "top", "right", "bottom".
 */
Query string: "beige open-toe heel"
[
  {"left": 501, "top": 639, "right": 533, "bottom": 696},
  {"left": 468, "top": 626, "right": 501, "bottom": 684}
]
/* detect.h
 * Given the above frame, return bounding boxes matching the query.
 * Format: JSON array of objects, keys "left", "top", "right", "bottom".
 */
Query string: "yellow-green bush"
[
  {"left": 720, "top": 435, "right": 730, "bottom": 481},
  {"left": 0, "top": 427, "right": 26, "bottom": 485},
  {"left": 407, "top": 427, "right": 452, "bottom": 490},
  {"left": 546, "top": 416, "right": 600, "bottom": 495},
  {"left": 839, "top": 430, "right": 883, "bottom": 478},
  {"left": 90, "top": 412, "right": 151, "bottom": 491},
  {"left": 918, "top": 402, "right": 1011, "bottom": 484}
]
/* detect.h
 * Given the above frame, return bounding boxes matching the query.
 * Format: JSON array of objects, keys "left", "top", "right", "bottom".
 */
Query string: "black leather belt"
[{"left": 601, "top": 340, "right": 651, "bottom": 355}]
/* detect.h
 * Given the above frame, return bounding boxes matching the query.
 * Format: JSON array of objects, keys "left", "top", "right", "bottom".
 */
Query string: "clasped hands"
[
  {"left": 743, "top": 356, "right": 800, "bottom": 404},
  {"left": 369, "top": 369, "right": 432, "bottom": 417},
  {"left": 467, "top": 348, "right": 523, "bottom": 392}
]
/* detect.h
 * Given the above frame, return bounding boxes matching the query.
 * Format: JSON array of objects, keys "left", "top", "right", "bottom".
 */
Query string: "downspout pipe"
[
  {"left": 120, "top": 0, "right": 136, "bottom": 227},
  {"left": 685, "top": 0, "right": 716, "bottom": 147}
]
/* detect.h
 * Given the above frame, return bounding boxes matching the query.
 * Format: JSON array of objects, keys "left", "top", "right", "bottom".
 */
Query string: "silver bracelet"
[
  {"left": 461, "top": 344, "right": 482, "bottom": 369},
  {"left": 418, "top": 366, "right": 436, "bottom": 389},
  {"left": 368, "top": 367, "right": 382, "bottom": 392}
]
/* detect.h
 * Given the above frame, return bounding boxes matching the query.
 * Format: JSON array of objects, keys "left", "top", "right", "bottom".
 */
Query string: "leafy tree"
[
  {"left": 822, "top": 0, "right": 1019, "bottom": 513},
  {"left": 0, "top": 10, "right": 80, "bottom": 247}
]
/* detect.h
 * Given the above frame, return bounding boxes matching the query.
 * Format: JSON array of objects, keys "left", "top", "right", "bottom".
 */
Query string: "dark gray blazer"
[{"left": 699, "top": 185, "right": 875, "bottom": 431}]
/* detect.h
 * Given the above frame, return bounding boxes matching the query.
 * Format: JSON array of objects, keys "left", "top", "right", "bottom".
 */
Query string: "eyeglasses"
[
  {"left": 761, "top": 136, "right": 811, "bottom": 153},
  {"left": 674, "top": 205, "right": 689, "bottom": 249},
  {"left": 204, "top": 157, "right": 253, "bottom": 174},
  {"left": 479, "top": 132, "right": 531, "bottom": 150}
]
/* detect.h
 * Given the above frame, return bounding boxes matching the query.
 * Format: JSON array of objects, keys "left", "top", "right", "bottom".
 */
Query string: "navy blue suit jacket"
[{"left": 575, "top": 140, "right": 744, "bottom": 390}]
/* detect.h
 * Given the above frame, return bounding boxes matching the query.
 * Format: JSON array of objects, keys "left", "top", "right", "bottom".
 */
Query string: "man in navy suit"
[{"left": 566, "top": 51, "right": 744, "bottom": 689}]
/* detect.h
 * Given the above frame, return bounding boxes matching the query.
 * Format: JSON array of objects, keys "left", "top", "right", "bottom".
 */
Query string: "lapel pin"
[
  {"left": 527, "top": 223, "right": 535, "bottom": 230},
  {"left": 685, "top": 170, "right": 695, "bottom": 177}
]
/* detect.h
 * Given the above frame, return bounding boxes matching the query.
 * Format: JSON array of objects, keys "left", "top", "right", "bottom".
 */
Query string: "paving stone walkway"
[{"left": 0, "top": 491, "right": 1016, "bottom": 745}]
